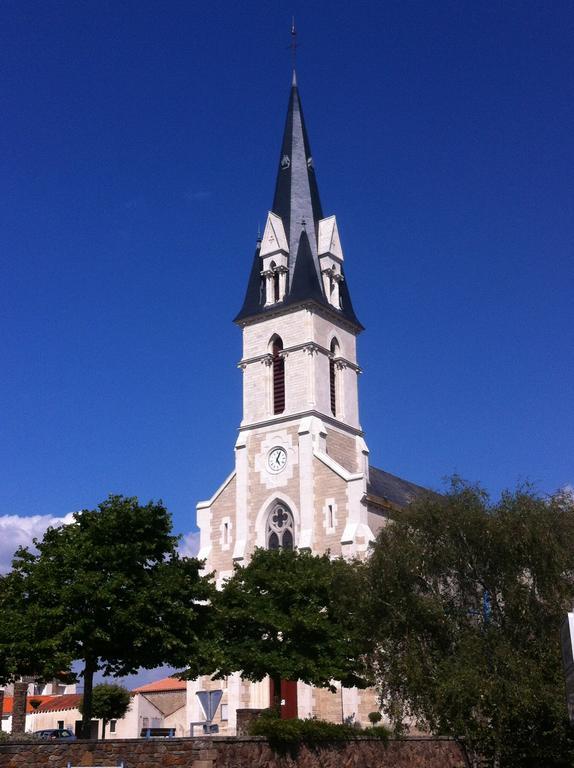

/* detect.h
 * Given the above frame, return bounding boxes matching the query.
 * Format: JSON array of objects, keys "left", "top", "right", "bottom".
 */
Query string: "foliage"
[
  {"left": 197, "top": 548, "right": 371, "bottom": 703},
  {"left": 0, "top": 572, "right": 73, "bottom": 684},
  {"left": 365, "top": 479, "right": 574, "bottom": 767},
  {"left": 79, "top": 683, "right": 131, "bottom": 738},
  {"left": 0, "top": 495, "right": 214, "bottom": 738},
  {"left": 0, "top": 731, "right": 43, "bottom": 743},
  {"left": 368, "top": 710, "right": 382, "bottom": 725},
  {"left": 249, "top": 710, "right": 389, "bottom": 754}
]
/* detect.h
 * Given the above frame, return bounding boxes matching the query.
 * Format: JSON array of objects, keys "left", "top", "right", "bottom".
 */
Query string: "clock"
[{"left": 267, "top": 446, "right": 287, "bottom": 473}]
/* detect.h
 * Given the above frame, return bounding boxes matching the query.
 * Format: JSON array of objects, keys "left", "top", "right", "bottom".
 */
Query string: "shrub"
[
  {"left": 249, "top": 710, "right": 389, "bottom": 754},
  {"left": 0, "top": 731, "right": 42, "bottom": 743}
]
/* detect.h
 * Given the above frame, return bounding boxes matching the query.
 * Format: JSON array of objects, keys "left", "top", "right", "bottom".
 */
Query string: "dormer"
[
  {"left": 318, "top": 216, "right": 344, "bottom": 309},
  {"left": 260, "top": 211, "right": 289, "bottom": 305}
]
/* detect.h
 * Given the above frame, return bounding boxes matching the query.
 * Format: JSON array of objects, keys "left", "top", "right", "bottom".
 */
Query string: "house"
[
  {"left": 128, "top": 676, "right": 187, "bottom": 737},
  {"left": 0, "top": 695, "right": 56, "bottom": 734},
  {"left": 1, "top": 675, "right": 187, "bottom": 738}
]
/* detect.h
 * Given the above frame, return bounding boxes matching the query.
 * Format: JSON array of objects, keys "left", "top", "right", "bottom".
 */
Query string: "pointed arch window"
[
  {"left": 271, "top": 336, "right": 285, "bottom": 414},
  {"left": 259, "top": 272, "right": 266, "bottom": 304},
  {"left": 266, "top": 503, "right": 294, "bottom": 550},
  {"left": 330, "top": 338, "right": 339, "bottom": 416},
  {"left": 268, "top": 261, "right": 280, "bottom": 304}
]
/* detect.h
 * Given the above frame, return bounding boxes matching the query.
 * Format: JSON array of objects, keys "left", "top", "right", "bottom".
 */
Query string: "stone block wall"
[
  {"left": 10, "top": 683, "right": 27, "bottom": 735},
  {"left": 0, "top": 736, "right": 469, "bottom": 768}
]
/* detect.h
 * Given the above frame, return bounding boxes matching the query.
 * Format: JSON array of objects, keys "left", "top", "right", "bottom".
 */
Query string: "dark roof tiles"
[{"left": 368, "top": 466, "right": 429, "bottom": 507}]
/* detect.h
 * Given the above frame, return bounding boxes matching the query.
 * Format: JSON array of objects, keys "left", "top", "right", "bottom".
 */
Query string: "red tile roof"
[
  {"left": 1, "top": 696, "right": 56, "bottom": 715},
  {"left": 35, "top": 694, "right": 83, "bottom": 713},
  {"left": 132, "top": 676, "right": 186, "bottom": 694}
]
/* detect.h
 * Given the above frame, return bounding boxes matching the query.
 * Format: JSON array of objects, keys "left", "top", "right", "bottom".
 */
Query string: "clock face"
[{"left": 267, "top": 447, "right": 287, "bottom": 473}]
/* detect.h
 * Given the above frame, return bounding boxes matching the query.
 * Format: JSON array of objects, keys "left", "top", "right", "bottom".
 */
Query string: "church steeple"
[
  {"left": 271, "top": 70, "right": 323, "bottom": 275},
  {"left": 235, "top": 74, "right": 362, "bottom": 331}
]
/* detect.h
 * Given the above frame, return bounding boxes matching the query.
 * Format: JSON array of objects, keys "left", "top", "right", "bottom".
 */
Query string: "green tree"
[
  {"left": 79, "top": 683, "right": 131, "bottom": 739},
  {"left": 365, "top": 479, "right": 574, "bottom": 767},
  {"left": 0, "top": 495, "right": 214, "bottom": 739},
  {"left": 200, "top": 548, "right": 371, "bottom": 711}
]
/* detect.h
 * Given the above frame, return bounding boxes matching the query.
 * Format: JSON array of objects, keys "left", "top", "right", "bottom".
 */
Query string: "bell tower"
[
  {"left": 234, "top": 71, "right": 364, "bottom": 442},
  {"left": 190, "top": 67, "right": 428, "bottom": 733},
  {"left": 196, "top": 70, "right": 374, "bottom": 579}
]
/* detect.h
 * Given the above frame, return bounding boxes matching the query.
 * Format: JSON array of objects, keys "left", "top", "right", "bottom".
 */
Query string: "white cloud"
[
  {"left": 0, "top": 512, "right": 75, "bottom": 574},
  {"left": 179, "top": 530, "right": 200, "bottom": 558}
]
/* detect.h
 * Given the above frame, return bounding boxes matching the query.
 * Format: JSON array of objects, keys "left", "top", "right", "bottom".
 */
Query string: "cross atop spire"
[{"left": 290, "top": 17, "right": 298, "bottom": 73}]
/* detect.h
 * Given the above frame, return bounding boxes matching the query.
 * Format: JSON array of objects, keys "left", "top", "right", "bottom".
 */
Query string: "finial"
[
  {"left": 290, "top": 17, "right": 298, "bottom": 76},
  {"left": 256, "top": 222, "right": 262, "bottom": 243},
  {"left": 301, "top": 217, "right": 307, "bottom": 230}
]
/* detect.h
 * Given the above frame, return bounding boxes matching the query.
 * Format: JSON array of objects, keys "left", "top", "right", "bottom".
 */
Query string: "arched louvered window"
[
  {"left": 272, "top": 336, "right": 285, "bottom": 414},
  {"left": 260, "top": 272, "right": 266, "bottom": 304},
  {"left": 266, "top": 503, "right": 294, "bottom": 550},
  {"left": 330, "top": 338, "right": 339, "bottom": 416},
  {"left": 269, "top": 262, "right": 280, "bottom": 304}
]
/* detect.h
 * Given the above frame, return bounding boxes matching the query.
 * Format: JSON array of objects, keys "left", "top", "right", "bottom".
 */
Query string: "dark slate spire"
[
  {"left": 234, "top": 74, "right": 363, "bottom": 331},
  {"left": 285, "top": 229, "right": 325, "bottom": 305},
  {"left": 272, "top": 70, "right": 323, "bottom": 280},
  {"left": 235, "top": 240, "right": 263, "bottom": 321}
]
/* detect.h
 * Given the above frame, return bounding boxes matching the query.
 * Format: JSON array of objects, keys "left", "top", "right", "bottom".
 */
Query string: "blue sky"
[{"left": 1, "top": 0, "right": 573, "bottom": 574}]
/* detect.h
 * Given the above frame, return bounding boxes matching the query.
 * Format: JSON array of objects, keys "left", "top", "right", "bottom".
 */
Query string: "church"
[{"left": 187, "top": 70, "right": 425, "bottom": 734}]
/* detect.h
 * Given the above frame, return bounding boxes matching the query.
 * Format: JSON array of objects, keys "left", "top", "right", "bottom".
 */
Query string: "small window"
[
  {"left": 271, "top": 336, "right": 285, "bottom": 414},
  {"left": 110, "top": 720, "right": 117, "bottom": 733},
  {"left": 57, "top": 720, "right": 64, "bottom": 730},
  {"left": 142, "top": 717, "right": 149, "bottom": 729},
  {"left": 330, "top": 339, "right": 339, "bottom": 416},
  {"left": 220, "top": 704, "right": 229, "bottom": 721},
  {"left": 223, "top": 521, "right": 229, "bottom": 545},
  {"left": 328, "top": 504, "right": 334, "bottom": 529}
]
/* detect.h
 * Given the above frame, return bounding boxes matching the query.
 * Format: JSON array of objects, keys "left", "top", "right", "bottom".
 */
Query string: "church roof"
[
  {"left": 234, "top": 73, "right": 362, "bottom": 330},
  {"left": 367, "top": 466, "right": 429, "bottom": 508}
]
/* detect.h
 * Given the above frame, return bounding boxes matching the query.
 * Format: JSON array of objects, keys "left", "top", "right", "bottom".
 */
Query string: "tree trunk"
[
  {"left": 11, "top": 681, "right": 28, "bottom": 735},
  {"left": 81, "top": 659, "right": 96, "bottom": 739},
  {"left": 102, "top": 719, "right": 107, "bottom": 740},
  {"left": 0, "top": 690, "right": 4, "bottom": 723}
]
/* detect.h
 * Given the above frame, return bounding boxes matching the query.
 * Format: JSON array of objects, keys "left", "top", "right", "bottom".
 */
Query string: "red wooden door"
[{"left": 269, "top": 678, "right": 298, "bottom": 719}]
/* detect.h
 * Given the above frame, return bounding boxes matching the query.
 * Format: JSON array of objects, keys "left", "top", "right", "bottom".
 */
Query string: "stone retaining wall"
[{"left": 0, "top": 736, "right": 469, "bottom": 768}]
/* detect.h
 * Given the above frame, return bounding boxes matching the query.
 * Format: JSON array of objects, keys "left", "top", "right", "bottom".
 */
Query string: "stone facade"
[{"left": 0, "top": 736, "right": 470, "bottom": 768}]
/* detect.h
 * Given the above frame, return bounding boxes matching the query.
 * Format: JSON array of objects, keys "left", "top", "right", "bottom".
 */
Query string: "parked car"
[{"left": 34, "top": 728, "right": 76, "bottom": 740}]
